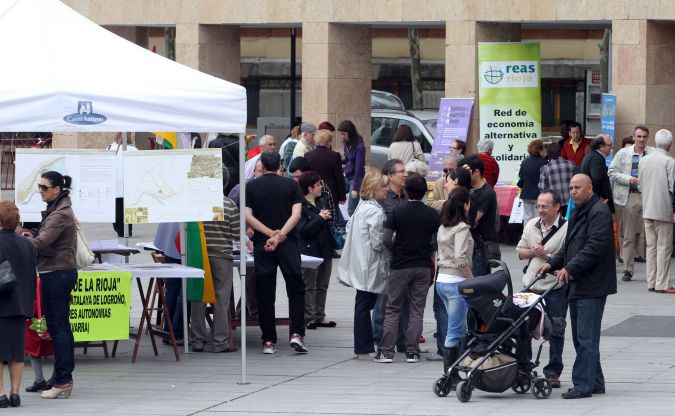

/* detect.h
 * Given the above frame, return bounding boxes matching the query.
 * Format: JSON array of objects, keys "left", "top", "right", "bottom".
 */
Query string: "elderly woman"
[
  {"left": 388, "top": 125, "right": 424, "bottom": 165},
  {"left": 518, "top": 139, "right": 549, "bottom": 225},
  {"left": 21, "top": 171, "right": 77, "bottom": 399},
  {"left": 0, "top": 201, "right": 37, "bottom": 408},
  {"left": 337, "top": 171, "right": 389, "bottom": 359}
]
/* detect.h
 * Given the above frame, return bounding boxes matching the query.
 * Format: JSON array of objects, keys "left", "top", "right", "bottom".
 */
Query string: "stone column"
[
  {"left": 445, "top": 21, "right": 520, "bottom": 154},
  {"left": 302, "top": 23, "right": 372, "bottom": 155},
  {"left": 176, "top": 24, "right": 240, "bottom": 84},
  {"left": 645, "top": 21, "right": 675, "bottom": 155}
]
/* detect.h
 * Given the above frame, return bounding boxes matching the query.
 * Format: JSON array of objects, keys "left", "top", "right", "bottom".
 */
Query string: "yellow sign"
[{"left": 70, "top": 271, "right": 132, "bottom": 342}]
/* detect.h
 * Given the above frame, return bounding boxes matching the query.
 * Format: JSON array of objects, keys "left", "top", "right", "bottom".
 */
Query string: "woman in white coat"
[{"left": 338, "top": 171, "right": 390, "bottom": 359}]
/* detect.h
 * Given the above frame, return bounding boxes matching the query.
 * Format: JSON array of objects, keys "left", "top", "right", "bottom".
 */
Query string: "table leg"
[
  {"left": 158, "top": 279, "right": 181, "bottom": 361},
  {"left": 131, "top": 277, "right": 156, "bottom": 363}
]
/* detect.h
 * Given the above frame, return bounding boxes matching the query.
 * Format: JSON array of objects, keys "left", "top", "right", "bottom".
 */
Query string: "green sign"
[
  {"left": 478, "top": 42, "right": 542, "bottom": 183},
  {"left": 70, "top": 271, "right": 131, "bottom": 342}
]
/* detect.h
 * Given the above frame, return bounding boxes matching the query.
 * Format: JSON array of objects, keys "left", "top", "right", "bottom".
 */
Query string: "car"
[{"left": 369, "top": 92, "right": 436, "bottom": 169}]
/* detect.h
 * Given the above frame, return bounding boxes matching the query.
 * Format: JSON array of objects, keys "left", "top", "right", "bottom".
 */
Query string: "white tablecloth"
[{"left": 80, "top": 263, "right": 204, "bottom": 279}]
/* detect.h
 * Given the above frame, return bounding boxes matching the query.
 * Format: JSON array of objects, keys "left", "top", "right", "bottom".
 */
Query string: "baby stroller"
[{"left": 432, "top": 260, "right": 564, "bottom": 402}]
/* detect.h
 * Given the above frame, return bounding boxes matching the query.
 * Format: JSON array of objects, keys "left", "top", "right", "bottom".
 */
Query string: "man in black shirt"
[
  {"left": 462, "top": 155, "right": 497, "bottom": 276},
  {"left": 245, "top": 152, "right": 308, "bottom": 354},
  {"left": 374, "top": 176, "right": 440, "bottom": 363}
]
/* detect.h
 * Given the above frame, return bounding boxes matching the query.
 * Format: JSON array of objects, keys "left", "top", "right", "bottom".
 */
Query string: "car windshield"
[{"left": 421, "top": 119, "right": 436, "bottom": 139}]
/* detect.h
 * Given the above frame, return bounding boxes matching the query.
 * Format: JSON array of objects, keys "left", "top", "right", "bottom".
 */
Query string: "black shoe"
[
  {"left": 9, "top": 394, "right": 20, "bottom": 408},
  {"left": 0, "top": 395, "right": 8, "bottom": 408},
  {"left": 621, "top": 271, "right": 633, "bottom": 281},
  {"left": 618, "top": 257, "right": 623, "bottom": 264},
  {"left": 562, "top": 388, "right": 591, "bottom": 399},
  {"left": 592, "top": 387, "right": 606, "bottom": 394},
  {"left": 405, "top": 352, "right": 421, "bottom": 363},
  {"left": 634, "top": 256, "right": 646, "bottom": 263},
  {"left": 25, "top": 380, "right": 50, "bottom": 393}
]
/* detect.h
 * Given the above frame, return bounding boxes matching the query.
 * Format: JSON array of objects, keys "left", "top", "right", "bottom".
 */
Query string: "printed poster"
[
  {"left": 426, "top": 98, "right": 474, "bottom": 182},
  {"left": 123, "top": 149, "right": 224, "bottom": 224},
  {"left": 14, "top": 149, "right": 116, "bottom": 223},
  {"left": 70, "top": 271, "right": 132, "bottom": 342},
  {"left": 600, "top": 93, "right": 617, "bottom": 167},
  {"left": 478, "top": 42, "right": 542, "bottom": 183}
]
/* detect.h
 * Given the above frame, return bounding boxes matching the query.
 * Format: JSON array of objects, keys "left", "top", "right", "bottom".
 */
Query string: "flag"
[
  {"left": 185, "top": 222, "right": 215, "bottom": 304},
  {"left": 153, "top": 132, "right": 177, "bottom": 149}
]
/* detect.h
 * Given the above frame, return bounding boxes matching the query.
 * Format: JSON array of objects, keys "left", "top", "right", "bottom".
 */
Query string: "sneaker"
[
  {"left": 353, "top": 352, "right": 377, "bottom": 360},
  {"left": 262, "top": 341, "right": 276, "bottom": 354},
  {"left": 425, "top": 351, "right": 444, "bottom": 361},
  {"left": 289, "top": 334, "right": 309, "bottom": 353},
  {"left": 373, "top": 350, "right": 393, "bottom": 363},
  {"left": 405, "top": 352, "right": 421, "bottom": 363},
  {"left": 621, "top": 271, "right": 632, "bottom": 281}
]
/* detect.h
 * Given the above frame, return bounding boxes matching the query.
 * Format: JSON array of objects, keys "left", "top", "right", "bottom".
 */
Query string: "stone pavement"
[{"left": 6, "top": 223, "right": 675, "bottom": 415}]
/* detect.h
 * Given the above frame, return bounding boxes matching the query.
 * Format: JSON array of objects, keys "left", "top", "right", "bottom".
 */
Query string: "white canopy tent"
[{"left": 0, "top": 0, "right": 251, "bottom": 382}]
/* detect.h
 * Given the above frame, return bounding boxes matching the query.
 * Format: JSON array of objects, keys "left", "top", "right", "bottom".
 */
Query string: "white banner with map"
[
  {"left": 123, "top": 149, "right": 223, "bottom": 224},
  {"left": 14, "top": 149, "right": 116, "bottom": 223}
]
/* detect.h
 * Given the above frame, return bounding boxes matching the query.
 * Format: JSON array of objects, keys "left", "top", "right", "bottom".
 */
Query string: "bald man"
[{"left": 538, "top": 174, "right": 617, "bottom": 399}]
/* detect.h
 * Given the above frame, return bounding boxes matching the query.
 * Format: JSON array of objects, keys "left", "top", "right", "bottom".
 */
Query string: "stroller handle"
[{"left": 487, "top": 259, "right": 513, "bottom": 297}]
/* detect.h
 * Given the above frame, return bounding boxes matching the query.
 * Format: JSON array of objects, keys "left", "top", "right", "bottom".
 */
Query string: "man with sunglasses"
[{"left": 430, "top": 154, "right": 462, "bottom": 204}]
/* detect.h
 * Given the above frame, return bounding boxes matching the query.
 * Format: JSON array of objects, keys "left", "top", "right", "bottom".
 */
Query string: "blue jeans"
[
  {"left": 433, "top": 283, "right": 448, "bottom": 354},
  {"left": 41, "top": 269, "right": 78, "bottom": 385},
  {"left": 345, "top": 177, "right": 360, "bottom": 216},
  {"left": 471, "top": 242, "right": 489, "bottom": 277},
  {"left": 569, "top": 296, "right": 606, "bottom": 395},
  {"left": 542, "top": 287, "right": 568, "bottom": 378},
  {"left": 436, "top": 282, "right": 468, "bottom": 348}
]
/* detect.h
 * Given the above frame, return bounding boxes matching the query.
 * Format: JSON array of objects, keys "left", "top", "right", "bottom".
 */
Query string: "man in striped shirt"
[{"left": 190, "top": 168, "right": 241, "bottom": 353}]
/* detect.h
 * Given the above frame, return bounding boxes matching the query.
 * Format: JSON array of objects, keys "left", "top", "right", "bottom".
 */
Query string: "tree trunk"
[
  {"left": 599, "top": 29, "right": 610, "bottom": 93},
  {"left": 408, "top": 28, "right": 423, "bottom": 109}
]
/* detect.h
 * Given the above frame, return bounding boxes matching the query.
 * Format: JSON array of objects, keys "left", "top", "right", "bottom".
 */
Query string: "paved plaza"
[{"left": 6, "top": 223, "right": 675, "bottom": 415}]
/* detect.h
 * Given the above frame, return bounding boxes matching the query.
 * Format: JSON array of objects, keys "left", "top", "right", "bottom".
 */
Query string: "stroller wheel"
[
  {"left": 433, "top": 376, "right": 452, "bottom": 397},
  {"left": 511, "top": 373, "right": 531, "bottom": 394},
  {"left": 532, "top": 377, "right": 552, "bottom": 399},
  {"left": 456, "top": 380, "right": 472, "bottom": 403}
]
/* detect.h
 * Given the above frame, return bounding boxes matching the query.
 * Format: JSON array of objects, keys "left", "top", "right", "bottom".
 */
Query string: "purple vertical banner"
[{"left": 426, "top": 98, "right": 474, "bottom": 181}]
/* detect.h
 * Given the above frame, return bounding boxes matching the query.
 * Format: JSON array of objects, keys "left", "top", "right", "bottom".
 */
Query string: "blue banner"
[{"left": 600, "top": 93, "right": 616, "bottom": 166}]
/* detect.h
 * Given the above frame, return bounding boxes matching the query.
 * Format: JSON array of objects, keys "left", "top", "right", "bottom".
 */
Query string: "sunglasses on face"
[{"left": 38, "top": 184, "right": 55, "bottom": 191}]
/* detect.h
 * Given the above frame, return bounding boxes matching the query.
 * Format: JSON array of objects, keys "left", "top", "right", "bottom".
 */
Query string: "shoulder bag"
[
  {"left": 522, "top": 218, "right": 567, "bottom": 274},
  {"left": 75, "top": 219, "right": 95, "bottom": 269},
  {"left": 0, "top": 260, "right": 17, "bottom": 295}
]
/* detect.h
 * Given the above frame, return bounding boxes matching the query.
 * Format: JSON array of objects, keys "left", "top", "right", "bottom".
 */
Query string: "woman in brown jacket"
[{"left": 21, "top": 171, "right": 77, "bottom": 399}]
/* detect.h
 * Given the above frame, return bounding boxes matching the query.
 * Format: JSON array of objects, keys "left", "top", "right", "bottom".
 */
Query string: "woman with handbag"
[
  {"left": 20, "top": 171, "right": 77, "bottom": 399},
  {"left": 387, "top": 125, "right": 425, "bottom": 165},
  {"left": 337, "top": 171, "right": 390, "bottom": 359},
  {"left": 0, "top": 201, "right": 37, "bottom": 408},
  {"left": 297, "top": 171, "right": 337, "bottom": 329}
]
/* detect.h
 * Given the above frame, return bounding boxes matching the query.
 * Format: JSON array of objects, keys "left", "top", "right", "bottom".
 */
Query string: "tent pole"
[
  {"left": 178, "top": 136, "right": 190, "bottom": 355},
  {"left": 238, "top": 132, "right": 249, "bottom": 385},
  {"left": 122, "top": 132, "right": 130, "bottom": 248}
]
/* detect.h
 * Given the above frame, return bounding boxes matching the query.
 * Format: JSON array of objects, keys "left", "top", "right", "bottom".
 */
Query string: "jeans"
[
  {"left": 163, "top": 256, "right": 186, "bottom": 338},
  {"left": 41, "top": 269, "right": 77, "bottom": 385},
  {"left": 354, "top": 290, "right": 378, "bottom": 354},
  {"left": 435, "top": 282, "right": 467, "bottom": 348},
  {"left": 542, "top": 287, "right": 568, "bottom": 378},
  {"left": 432, "top": 283, "right": 448, "bottom": 354},
  {"left": 569, "top": 296, "right": 606, "bottom": 395},
  {"left": 254, "top": 239, "right": 305, "bottom": 343},
  {"left": 372, "top": 293, "right": 407, "bottom": 351},
  {"left": 345, "top": 177, "right": 360, "bottom": 216},
  {"left": 379, "top": 267, "right": 430, "bottom": 357}
]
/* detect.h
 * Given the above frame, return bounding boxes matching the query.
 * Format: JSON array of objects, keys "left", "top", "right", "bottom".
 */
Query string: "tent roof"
[{"left": 0, "top": 0, "right": 247, "bottom": 133}]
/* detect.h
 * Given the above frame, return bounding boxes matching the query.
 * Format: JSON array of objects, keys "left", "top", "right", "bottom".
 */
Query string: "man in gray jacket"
[{"left": 638, "top": 129, "right": 675, "bottom": 293}]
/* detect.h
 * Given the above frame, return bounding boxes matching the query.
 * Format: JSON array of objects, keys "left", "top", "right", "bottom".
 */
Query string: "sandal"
[{"left": 315, "top": 321, "right": 337, "bottom": 328}]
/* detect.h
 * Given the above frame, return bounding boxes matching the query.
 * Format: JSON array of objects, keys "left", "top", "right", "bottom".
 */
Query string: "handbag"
[
  {"left": 329, "top": 225, "right": 345, "bottom": 250},
  {"left": 31, "top": 276, "right": 51, "bottom": 340},
  {"left": 75, "top": 219, "right": 95, "bottom": 269},
  {"left": 0, "top": 260, "right": 17, "bottom": 295}
]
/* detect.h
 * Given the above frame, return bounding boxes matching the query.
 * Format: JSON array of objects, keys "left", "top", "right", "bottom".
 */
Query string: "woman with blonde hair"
[{"left": 338, "top": 171, "right": 390, "bottom": 359}]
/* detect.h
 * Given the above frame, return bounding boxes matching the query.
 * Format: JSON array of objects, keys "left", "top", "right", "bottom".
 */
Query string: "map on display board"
[
  {"left": 123, "top": 149, "right": 223, "bottom": 224},
  {"left": 14, "top": 149, "right": 116, "bottom": 223}
]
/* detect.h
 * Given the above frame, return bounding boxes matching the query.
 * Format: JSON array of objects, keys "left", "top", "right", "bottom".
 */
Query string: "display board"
[
  {"left": 123, "top": 149, "right": 224, "bottom": 224},
  {"left": 478, "top": 42, "right": 542, "bottom": 183},
  {"left": 426, "top": 98, "right": 474, "bottom": 181},
  {"left": 71, "top": 271, "right": 132, "bottom": 342},
  {"left": 14, "top": 149, "right": 116, "bottom": 223}
]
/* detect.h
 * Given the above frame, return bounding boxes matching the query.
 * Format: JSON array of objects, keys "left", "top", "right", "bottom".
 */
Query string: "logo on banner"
[
  {"left": 64, "top": 101, "right": 107, "bottom": 125},
  {"left": 481, "top": 61, "right": 538, "bottom": 89}
]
